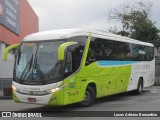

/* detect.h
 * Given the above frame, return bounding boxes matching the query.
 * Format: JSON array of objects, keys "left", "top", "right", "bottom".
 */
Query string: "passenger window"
[
  {"left": 85, "top": 37, "right": 154, "bottom": 66},
  {"left": 116, "top": 42, "right": 131, "bottom": 60},
  {"left": 86, "top": 38, "right": 118, "bottom": 65}
]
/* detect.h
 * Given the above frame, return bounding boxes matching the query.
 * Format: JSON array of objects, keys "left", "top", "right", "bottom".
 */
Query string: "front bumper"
[{"left": 13, "top": 90, "right": 64, "bottom": 106}]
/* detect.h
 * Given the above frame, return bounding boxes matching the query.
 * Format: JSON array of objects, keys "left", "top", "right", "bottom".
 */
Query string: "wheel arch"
[{"left": 87, "top": 82, "right": 97, "bottom": 97}]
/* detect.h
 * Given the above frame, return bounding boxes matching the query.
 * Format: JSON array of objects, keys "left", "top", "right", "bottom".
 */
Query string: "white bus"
[{"left": 4, "top": 29, "right": 155, "bottom": 106}]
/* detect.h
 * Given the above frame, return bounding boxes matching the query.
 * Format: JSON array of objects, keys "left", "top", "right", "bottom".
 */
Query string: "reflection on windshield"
[
  {"left": 15, "top": 41, "right": 64, "bottom": 82},
  {"left": 16, "top": 43, "right": 34, "bottom": 79},
  {"left": 36, "top": 42, "right": 59, "bottom": 74}
]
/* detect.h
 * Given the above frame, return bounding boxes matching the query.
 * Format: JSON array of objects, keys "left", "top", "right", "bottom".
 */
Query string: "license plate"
[{"left": 28, "top": 98, "right": 36, "bottom": 102}]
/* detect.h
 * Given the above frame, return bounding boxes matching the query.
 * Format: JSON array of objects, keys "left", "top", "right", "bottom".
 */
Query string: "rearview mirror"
[
  {"left": 3, "top": 44, "right": 20, "bottom": 61},
  {"left": 58, "top": 42, "right": 78, "bottom": 61}
]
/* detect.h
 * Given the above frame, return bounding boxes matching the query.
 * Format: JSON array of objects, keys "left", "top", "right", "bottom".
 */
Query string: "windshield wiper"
[
  {"left": 19, "top": 54, "right": 33, "bottom": 81},
  {"left": 33, "top": 46, "right": 45, "bottom": 84}
]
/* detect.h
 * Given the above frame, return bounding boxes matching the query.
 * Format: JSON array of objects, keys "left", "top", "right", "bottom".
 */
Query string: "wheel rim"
[{"left": 84, "top": 91, "right": 90, "bottom": 102}]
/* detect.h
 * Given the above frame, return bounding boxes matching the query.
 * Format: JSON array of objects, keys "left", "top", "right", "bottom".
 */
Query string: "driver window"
[
  {"left": 64, "top": 45, "right": 82, "bottom": 76},
  {"left": 64, "top": 36, "right": 87, "bottom": 78},
  {"left": 65, "top": 52, "right": 72, "bottom": 73}
]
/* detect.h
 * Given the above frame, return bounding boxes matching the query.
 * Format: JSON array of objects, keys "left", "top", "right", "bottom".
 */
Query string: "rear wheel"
[
  {"left": 135, "top": 79, "right": 143, "bottom": 94},
  {"left": 80, "top": 86, "right": 96, "bottom": 107}
]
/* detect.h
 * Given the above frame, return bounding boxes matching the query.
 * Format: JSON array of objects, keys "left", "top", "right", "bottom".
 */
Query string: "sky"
[{"left": 27, "top": 0, "right": 160, "bottom": 32}]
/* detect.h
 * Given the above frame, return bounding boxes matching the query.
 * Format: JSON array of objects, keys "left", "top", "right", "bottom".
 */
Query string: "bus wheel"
[
  {"left": 80, "top": 86, "right": 96, "bottom": 107},
  {"left": 135, "top": 79, "right": 143, "bottom": 94}
]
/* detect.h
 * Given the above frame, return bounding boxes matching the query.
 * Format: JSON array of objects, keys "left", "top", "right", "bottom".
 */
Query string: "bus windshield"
[{"left": 14, "top": 41, "right": 64, "bottom": 85}]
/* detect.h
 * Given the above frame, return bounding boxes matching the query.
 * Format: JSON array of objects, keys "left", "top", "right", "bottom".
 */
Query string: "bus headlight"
[
  {"left": 48, "top": 84, "right": 68, "bottom": 93},
  {"left": 50, "top": 88, "right": 60, "bottom": 93},
  {"left": 47, "top": 87, "right": 60, "bottom": 94},
  {"left": 12, "top": 85, "right": 16, "bottom": 91}
]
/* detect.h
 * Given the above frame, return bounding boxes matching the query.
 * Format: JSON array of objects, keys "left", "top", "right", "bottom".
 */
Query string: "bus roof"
[{"left": 23, "top": 29, "right": 154, "bottom": 47}]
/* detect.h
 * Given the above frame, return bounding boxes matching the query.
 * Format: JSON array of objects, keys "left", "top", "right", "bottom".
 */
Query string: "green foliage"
[
  {"left": 122, "top": 10, "right": 159, "bottom": 42},
  {"left": 131, "top": 22, "right": 159, "bottom": 42},
  {"left": 117, "top": 30, "right": 129, "bottom": 36},
  {"left": 108, "top": 0, "right": 160, "bottom": 42}
]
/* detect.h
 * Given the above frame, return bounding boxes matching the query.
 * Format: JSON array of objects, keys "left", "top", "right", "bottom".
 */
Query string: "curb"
[
  {"left": 0, "top": 96, "right": 12, "bottom": 100},
  {"left": 0, "top": 91, "right": 12, "bottom": 100}
]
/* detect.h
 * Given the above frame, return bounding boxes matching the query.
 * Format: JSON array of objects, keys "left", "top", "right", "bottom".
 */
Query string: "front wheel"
[
  {"left": 80, "top": 86, "right": 96, "bottom": 107},
  {"left": 135, "top": 79, "right": 143, "bottom": 94}
]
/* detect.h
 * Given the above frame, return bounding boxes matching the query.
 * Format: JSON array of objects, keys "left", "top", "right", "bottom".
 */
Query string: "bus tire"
[
  {"left": 135, "top": 79, "right": 143, "bottom": 94},
  {"left": 80, "top": 86, "right": 96, "bottom": 107}
]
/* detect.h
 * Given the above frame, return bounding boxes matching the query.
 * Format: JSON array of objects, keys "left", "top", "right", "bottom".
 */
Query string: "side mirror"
[
  {"left": 58, "top": 42, "right": 78, "bottom": 61},
  {"left": 3, "top": 44, "right": 20, "bottom": 61}
]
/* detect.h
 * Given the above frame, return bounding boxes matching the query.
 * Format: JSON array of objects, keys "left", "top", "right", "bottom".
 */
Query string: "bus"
[{"left": 4, "top": 29, "right": 155, "bottom": 106}]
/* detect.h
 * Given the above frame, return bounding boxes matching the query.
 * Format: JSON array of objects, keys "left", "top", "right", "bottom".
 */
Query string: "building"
[{"left": 0, "top": 0, "right": 39, "bottom": 90}]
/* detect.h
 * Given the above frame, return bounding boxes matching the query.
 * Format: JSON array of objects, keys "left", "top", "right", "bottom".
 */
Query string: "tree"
[{"left": 107, "top": 0, "right": 160, "bottom": 42}]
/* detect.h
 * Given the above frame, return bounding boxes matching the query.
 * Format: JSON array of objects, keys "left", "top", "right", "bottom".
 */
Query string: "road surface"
[{"left": 0, "top": 85, "right": 160, "bottom": 119}]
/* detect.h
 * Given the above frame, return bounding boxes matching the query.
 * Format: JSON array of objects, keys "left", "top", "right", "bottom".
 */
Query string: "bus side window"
[
  {"left": 86, "top": 38, "right": 118, "bottom": 65},
  {"left": 106, "top": 41, "right": 117, "bottom": 60},
  {"left": 64, "top": 51, "right": 72, "bottom": 74},
  {"left": 86, "top": 48, "right": 97, "bottom": 65},
  {"left": 64, "top": 42, "right": 86, "bottom": 78},
  {"left": 72, "top": 45, "right": 84, "bottom": 71},
  {"left": 86, "top": 40, "right": 97, "bottom": 66},
  {"left": 116, "top": 42, "right": 131, "bottom": 60}
]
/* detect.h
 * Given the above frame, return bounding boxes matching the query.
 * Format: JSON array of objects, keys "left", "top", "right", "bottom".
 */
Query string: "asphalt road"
[{"left": 0, "top": 85, "right": 160, "bottom": 119}]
